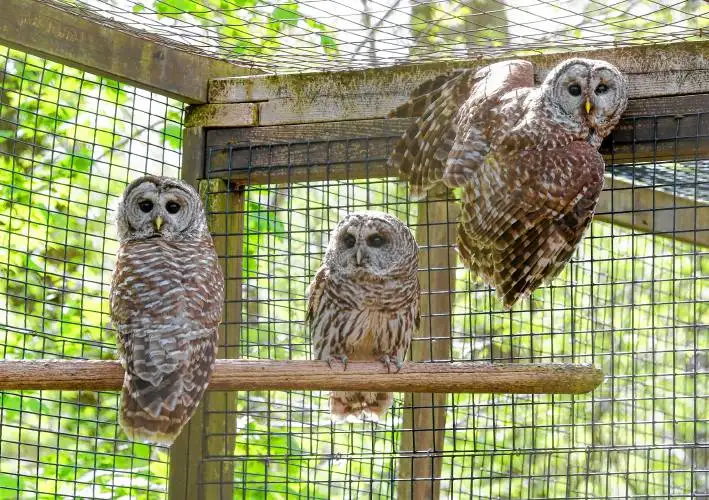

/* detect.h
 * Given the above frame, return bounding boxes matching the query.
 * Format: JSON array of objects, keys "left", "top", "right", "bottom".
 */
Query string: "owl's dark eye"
[
  {"left": 367, "top": 234, "right": 385, "bottom": 248},
  {"left": 595, "top": 83, "right": 609, "bottom": 95},
  {"left": 138, "top": 200, "right": 153, "bottom": 213},
  {"left": 165, "top": 201, "right": 181, "bottom": 214},
  {"left": 342, "top": 233, "right": 356, "bottom": 248},
  {"left": 567, "top": 84, "right": 582, "bottom": 96}
]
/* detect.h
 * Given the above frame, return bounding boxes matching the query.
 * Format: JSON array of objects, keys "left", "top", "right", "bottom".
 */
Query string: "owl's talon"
[
  {"left": 379, "top": 355, "right": 401, "bottom": 374},
  {"left": 327, "top": 355, "right": 349, "bottom": 371}
]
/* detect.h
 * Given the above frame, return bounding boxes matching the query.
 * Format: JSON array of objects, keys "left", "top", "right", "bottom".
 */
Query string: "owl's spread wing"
[
  {"left": 389, "top": 60, "right": 534, "bottom": 199},
  {"left": 457, "top": 141, "right": 605, "bottom": 308}
]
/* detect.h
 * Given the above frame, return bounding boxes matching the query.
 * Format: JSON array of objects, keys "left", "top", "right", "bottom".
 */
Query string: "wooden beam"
[
  {"left": 0, "top": 0, "right": 258, "bottom": 103},
  {"left": 184, "top": 104, "right": 259, "bottom": 128},
  {"left": 595, "top": 177, "right": 708, "bottom": 247},
  {"left": 204, "top": 93, "right": 709, "bottom": 183},
  {"left": 399, "top": 194, "right": 459, "bottom": 500},
  {"left": 202, "top": 95, "right": 708, "bottom": 248},
  {"left": 0, "top": 359, "right": 603, "bottom": 394},
  {"left": 199, "top": 180, "right": 244, "bottom": 500},
  {"left": 208, "top": 42, "right": 709, "bottom": 124},
  {"left": 169, "top": 129, "right": 209, "bottom": 500}
]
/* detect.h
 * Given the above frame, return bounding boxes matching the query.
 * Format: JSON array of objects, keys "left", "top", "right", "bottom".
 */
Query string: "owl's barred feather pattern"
[
  {"left": 111, "top": 176, "right": 224, "bottom": 445},
  {"left": 389, "top": 58, "right": 627, "bottom": 307},
  {"left": 308, "top": 212, "right": 420, "bottom": 422}
]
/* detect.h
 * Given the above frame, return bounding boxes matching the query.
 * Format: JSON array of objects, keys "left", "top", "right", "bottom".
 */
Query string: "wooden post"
[
  {"left": 199, "top": 179, "right": 243, "bottom": 499},
  {"left": 168, "top": 126, "right": 206, "bottom": 500},
  {"left": 398, "top": 193, "right": 460, "bottom": 499},
  {"left": 169, "top": 128, "right": 244, "bottom": 499}
]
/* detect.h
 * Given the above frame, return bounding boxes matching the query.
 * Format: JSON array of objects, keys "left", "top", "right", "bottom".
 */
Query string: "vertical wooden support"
[
  {"left": 200, "top": 179, "right": 243, "bottom": 499},
  {"left": 169, "top": 126, "right": 206, "bottom": 500},
  {"left": 398, "top": 193, "right": 459, "bottom": 499},
  {"left": 169, "top": 127, "right": 244, "bottom": 499}
]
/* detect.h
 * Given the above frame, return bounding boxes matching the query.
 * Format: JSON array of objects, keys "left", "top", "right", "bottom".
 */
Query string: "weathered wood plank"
[
  {"left": 253, "top": 70, "right": 709, "bottom": 125},
  {"left": 185, "top": 103, "right": 259, "bottom": 128},
  {"left": 203, "top": 105, "right": 708, "bottom": 247},
  {"left": 169, "top": 126, "right": 209, "bottom": 500},
  {"left": 209, "top": 42, "right": 709, "bottom": 123},
  {"left": 204, "top": 91, "right": 709, "bottom": 183},
  {"left": 0, "top": 359, "right": 604, "bottom": 394},
  {"left": 0, "top": 0, "right": 258, "bottom": 103},
  {"left": 399, "top": 195, "right": 459, "bottom": 500},
  {"left": 595, "top": 177, "right": 708, "bottom": 247}
]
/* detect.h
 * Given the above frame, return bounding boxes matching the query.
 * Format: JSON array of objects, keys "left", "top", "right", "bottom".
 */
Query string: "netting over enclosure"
[
  {"left": 0, "top": 45, "right": 183, "bottom": 497},
  {"left": 44, "top": 0, "right": 708, "bottom": 72}
]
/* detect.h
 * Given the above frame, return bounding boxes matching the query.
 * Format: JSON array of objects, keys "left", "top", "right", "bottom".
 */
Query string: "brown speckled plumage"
[
  {"left": 389, "top": 59, "right": 627, "bottom": 307},
  {"left": 307, "top": 212, "right": 420, "bottom": 422},
  {"left": 111, "top": 176, "right": 224, "bottom": 445}
]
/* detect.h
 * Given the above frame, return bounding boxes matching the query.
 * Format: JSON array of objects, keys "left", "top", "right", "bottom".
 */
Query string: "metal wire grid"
[
  {"left": 200, "top": 111, "right": 707, "bottom": 498},
  {"left": 0, "top": 45, "right": 184, "bottom": 498},
  {"left": 49, "top": 0, "right": 707, "bottom": 73}
]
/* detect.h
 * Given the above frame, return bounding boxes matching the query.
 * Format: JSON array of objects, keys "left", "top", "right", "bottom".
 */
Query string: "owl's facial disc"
[
  {"left": 586, "top": 67, "right": 625, "bottom": 134},
  {"left": 334, "top": 219, "right": 391, "bottom": 273},
  {"left": 122, "top": 180, "right": 196, "bottom": 240},
  {"left": 550, "top": 63, "right": 591, "bottom": 125}
]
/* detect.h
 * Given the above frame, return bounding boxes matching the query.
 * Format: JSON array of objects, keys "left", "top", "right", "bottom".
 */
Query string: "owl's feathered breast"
[{"left": 111, "top": 237, "right": 224, "bottom": 329}]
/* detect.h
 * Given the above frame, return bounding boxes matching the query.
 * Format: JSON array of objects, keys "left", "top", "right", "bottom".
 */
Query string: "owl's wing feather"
[
  {"left": 389, "top": 60, "right": 534, "bottom": 199},
  {"left": 113, "top": 238, "right": 223, "bottom": 445},
  {"left": 389, "top": 69, "right": 477, "bottom": 199},
  {"left": 457, "top": 141, "right": 605, "bottom": 308},
  {"left": 306, "top": 264, "right": 329, "bottom": 324}
]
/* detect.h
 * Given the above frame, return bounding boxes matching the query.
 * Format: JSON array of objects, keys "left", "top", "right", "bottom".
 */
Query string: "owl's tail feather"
[
  {"left": 387, "top": 70, "right": 477, "bottom": 200},
  {"left": 119, "top": 368, "right": 208, "bottom": 446},
  {"left": 330, "top": 391, "right": 393, "bottom": 423}
]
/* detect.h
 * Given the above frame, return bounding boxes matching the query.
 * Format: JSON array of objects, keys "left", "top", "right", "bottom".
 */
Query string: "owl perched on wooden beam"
[
  {"left": 111, "top": 176, "right": 224, "bottom": 445},
  {"left": 389, "top": 58, "right": 627, "bottom": 308},
  {"left": 308, "top": 212, "right": 420, "bottom": 422}
]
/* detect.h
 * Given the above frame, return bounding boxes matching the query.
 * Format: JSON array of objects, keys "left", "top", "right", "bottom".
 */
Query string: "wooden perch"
[{"left": 0, "top": 360, "right": 603, "bottom": 394}]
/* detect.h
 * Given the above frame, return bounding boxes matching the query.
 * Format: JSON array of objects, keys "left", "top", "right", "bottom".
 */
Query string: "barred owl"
[
  {"left": 307, "top": 212, "right": 420, "bottom": 422},
  {"left": 110, "top": 176, "right": 224, "bottom": 445},
  {"left": 389, "top": 58, "right": 627, "bottom": 308}
]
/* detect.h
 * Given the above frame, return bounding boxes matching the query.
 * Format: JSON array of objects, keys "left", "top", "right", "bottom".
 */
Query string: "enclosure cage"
[{"left": 0, "top": 0, "right": 707, "bottom": 499}]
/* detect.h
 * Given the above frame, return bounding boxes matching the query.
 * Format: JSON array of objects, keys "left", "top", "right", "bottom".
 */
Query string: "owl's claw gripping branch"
[{"left": 327, "top": 355, "right": 349, "bottom": 371}]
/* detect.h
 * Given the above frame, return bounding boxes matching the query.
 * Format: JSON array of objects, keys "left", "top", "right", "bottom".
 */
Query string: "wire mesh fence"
[
  {"left": 0, "top": 45, "right": 184, "bottom": 498},
  {"left": 195, "top": 108, "right": 707, "bottom": 497},
  {"left": 0, "top": 10, "right": 707, "bottom": 497},
  {"left": 46, "top": 0, "right": 708, "bottom": 73}
]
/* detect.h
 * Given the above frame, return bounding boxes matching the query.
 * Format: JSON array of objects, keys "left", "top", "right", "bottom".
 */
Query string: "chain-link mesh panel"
[
  {"left": 197, "top": 109, "right": 707, "bottom": 498},
  {"left": 0, "top": 45, "right": 184, "bottom": 498}
]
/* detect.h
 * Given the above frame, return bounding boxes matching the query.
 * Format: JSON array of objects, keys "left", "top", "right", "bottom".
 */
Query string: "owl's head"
[
  {"left": 116, "top": 176, "right": 208, "bottom": 242},
  {"left": 542, "top": 58, "right": 628, "bottom": 145},
  {"left": 324, "top": 211, "right": 418, "bottom": 278}
]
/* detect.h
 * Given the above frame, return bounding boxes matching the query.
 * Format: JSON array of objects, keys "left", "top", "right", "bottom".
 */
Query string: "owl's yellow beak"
[
  {"left": 153, "top": 216, "right": 164, "bottom": 231},
  {"left": 356, "top": 248, "right": 362, "bottom": 266},
  {"left": 585, "top": 98, "right": 592, "bottom": 114}
]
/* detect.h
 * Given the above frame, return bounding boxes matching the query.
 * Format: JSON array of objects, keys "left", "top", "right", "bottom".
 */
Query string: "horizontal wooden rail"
[{"left": 0, "top": 360, "right": 603, "bottom": 394}]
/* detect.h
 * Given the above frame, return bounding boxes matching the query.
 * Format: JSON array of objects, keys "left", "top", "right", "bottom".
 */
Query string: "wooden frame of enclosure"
[
  {"left": 175, "top": 42, "right": 708, "bottom": 499},
  {"left": 0, "top": 3, "right": 707, "bottom": 497}
]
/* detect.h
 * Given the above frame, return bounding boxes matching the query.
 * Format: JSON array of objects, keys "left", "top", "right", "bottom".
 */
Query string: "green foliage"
[
  {"left": 131, "top": 0, "right": 340, "bottom": 61},
  {"left": 0, "top": 45, "right": 182, "bottom": 498}
]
